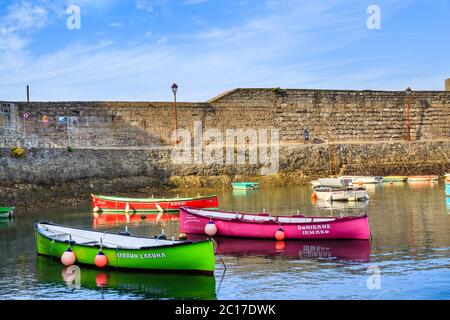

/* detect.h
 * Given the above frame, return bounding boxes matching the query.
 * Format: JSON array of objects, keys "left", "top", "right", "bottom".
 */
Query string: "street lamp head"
[
  {"left": 171, "top": 83, "right": 178, "bottom": 94},
  {"left": 405, "top": 87, "right": 412, "bottom": 95}
]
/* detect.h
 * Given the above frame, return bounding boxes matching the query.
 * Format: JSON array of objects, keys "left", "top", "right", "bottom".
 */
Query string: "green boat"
[
  {"left": 35, "top": 221, "right": 215, "bottom": 273},
  {"left": 0, "top": 207, "right": 14, "bottom": 219},
  {"left": 231, "top": 182, "right": 259, "bottom": 190},
  {"left": 37, "top": 256, "right": 216, "bottom": 299}
]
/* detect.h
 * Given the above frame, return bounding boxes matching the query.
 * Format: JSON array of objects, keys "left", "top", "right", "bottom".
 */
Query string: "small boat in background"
[
  {"left": 231, "top": 182, "right": 259, "bottom": 190},
  {"left": 407, "top": 176, "right": 439, "bottom": 182},
  {"left": 180, "top": 207, "right": 371, "bottom": 240},
  {"left": 91, "top": 194, "right": 219, "bottom": 214},
  {"left": 35, "top": 221, "right": 215, "bottom": 273},
  {"left": 312, "top": 178, "right": 369, "bottom": 202},
  {"left": 0, "top": 207, "right": 14, "bottom": 219},
  {"left": 445, "top": 174, "right": 450, "bottom": 183},
  {"left": 383, "top": 176, "right": 408, "bottom": 183},
  {"left": 339, "top": 176, "right": 383, "bottom": 184}
]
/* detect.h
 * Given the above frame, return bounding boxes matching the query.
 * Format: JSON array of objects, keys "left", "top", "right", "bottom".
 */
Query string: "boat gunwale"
[
  {"left": 181, "top": 207, "right": 368, "bottom": 225},
  {"left": 35, "top": 220, "right": 212, "bottom": 251},
  {"left": 92, "top": 194, "right": 218, "bottom": 203}
]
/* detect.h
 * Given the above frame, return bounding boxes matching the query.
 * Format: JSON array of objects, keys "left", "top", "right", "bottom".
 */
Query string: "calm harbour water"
[{"left": 1, "top": 182, "right": 449, "bottom": 300}]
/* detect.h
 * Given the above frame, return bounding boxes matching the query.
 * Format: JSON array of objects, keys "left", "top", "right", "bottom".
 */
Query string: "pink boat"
[{"left": 180, "top": 207, "right": 371, "bottom": 240}]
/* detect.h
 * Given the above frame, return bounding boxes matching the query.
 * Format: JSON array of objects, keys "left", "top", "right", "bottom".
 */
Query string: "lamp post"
[
  {"left": 405, "top": 87, "right": 412, "bottom": 141},
  {"left": 171, "top": 83, "right": 178, "bottom": 145}
]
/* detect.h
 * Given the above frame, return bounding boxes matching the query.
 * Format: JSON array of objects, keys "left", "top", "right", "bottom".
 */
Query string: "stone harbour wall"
[
  {"left": 1, "top": 140, "right": 448, "bottom": 186},
  {"left": 1, "top": 88, "right": 449, "bottom": 148}
]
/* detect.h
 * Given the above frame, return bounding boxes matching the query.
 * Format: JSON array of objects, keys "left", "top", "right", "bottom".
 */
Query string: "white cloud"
[{"left": 108, "top": 21, "right": 123, "bottom": 27}]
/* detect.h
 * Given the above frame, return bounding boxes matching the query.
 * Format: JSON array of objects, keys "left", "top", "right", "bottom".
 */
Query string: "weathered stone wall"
[
  {"left": 209, "top": 89, "right": 450, "bottom": 143},
  {"left": 1, "top": 140, "right": 448, "bottom": 211},
  {"left": 1, "top": 140, "right": 448, "bottom": 186},
  {"left": 1, "top": 88, "right": 449, "bottom": 148}
]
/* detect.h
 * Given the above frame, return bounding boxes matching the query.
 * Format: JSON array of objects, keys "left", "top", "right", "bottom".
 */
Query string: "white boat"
[
  {"left": 313, "top": 187, "right": 369, "bottom": 202},
  {"left": 339, "top": 176, "right": 383, "bottom": 184},
  {"left": 311, "top": 178, "right": 352, "bottom": 188},
  {"left": 312, "top": 178, "right": 369, "bottom": 202}
]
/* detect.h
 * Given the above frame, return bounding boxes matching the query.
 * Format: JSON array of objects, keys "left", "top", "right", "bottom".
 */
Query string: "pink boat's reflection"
[{"left": 188, "top": 235, "right": 371, "bottom": 262}]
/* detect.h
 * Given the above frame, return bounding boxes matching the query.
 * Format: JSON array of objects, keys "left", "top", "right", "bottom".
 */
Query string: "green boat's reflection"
[
  {"left": 231, "top": 189, "right": 256, "bottom": 197},
  {"left": 37, "top": 256, "right": 216, "bottom": 300}
]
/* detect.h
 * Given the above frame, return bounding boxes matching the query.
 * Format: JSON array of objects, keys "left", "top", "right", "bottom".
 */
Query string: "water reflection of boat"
[
  {"left": 232, "top": 189, "right": 255, "bottom": 197},
  {"left": 188, "top": 236, "right": 371, "bottom": 262},
  {"left": 37, "top": 256, "right": 216, "bottom": 299},
  {"left": 313, "top": 199, "right": 369, "bottom": 212},
  {"left": 93, "top": 213, "right": 179, "bottom": 227},
  {"left": 0, "top": 218, "right": 14, "bottom": 228}
]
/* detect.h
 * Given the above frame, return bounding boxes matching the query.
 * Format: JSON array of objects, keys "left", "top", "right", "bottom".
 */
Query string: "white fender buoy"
[
  {"left": 93, "top": 206, "right": 100, "bottom": 213},
  {"left": 61, "top": 248, "right": 76, "bottom": 266},
  {"left": 204, "top": 221, "right": 217, "bottom": 236}
]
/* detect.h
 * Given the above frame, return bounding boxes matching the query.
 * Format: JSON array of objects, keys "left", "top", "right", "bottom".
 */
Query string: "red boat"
[
  {"left": 92, "top": 194, "right": 219, "bottom": 214},
  {"left": 180, "top": 207, "right": 371, "bottom": 240},
  {"left": 187, "top": 235, "right": 371, "bottom": 262}
]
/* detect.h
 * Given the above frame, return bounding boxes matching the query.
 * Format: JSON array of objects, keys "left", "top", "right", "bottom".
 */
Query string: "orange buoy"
[
  {"left": 275, "top": 228, "right": 285, "bottom": 241},
  {"left": 61, "top": 248, "right": 76, "bottom": 266},
  {"left": 204, "top": 221, "right": 217, "bottom": 236},
  {"left": 95, "top": 251, "right": 108, "bottom": 268}
]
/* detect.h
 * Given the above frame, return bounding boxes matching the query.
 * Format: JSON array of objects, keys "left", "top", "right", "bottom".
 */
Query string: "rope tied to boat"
[{"left": 210, "top": 238, "right": 227, "bottom": 272}]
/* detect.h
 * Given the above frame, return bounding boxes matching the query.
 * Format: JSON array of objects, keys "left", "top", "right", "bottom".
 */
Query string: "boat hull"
[
  {"left": 313, "top": 189, "right": 368, "bottom": 202},
  {"left": 92, "top": 194, "right": 219, "bottom": 213},
  {"left": 0, "top": 207, "right": 14, "bottom": 219},
  {"left": 383, "top": 176, "right": 408, "bottom": 182},
  {"left": 339, "top": 176, "right": 383, "bottom": 184},
  {"left": 180, "top": 207, "right": 370, "bottom": 240},
  {"left": 231, "top": 182, "right": 259, "bottom": 190},
  {"left": 35, "top": 223, "right": 215, "bottom": 273},
  {"left": 407, "top": 176, "right": 439, "bottom": 182}
]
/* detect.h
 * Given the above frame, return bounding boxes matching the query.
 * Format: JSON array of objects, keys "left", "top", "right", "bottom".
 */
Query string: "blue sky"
[{"left": 0, "top": 0, "right": 449, "bottom": 101}]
